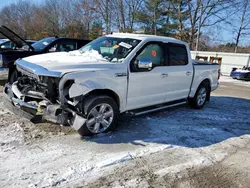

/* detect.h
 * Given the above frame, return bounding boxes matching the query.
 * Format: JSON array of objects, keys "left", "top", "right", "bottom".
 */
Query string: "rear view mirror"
[{"left": 138, "top": 59, "right": 153, "bottom": 70}]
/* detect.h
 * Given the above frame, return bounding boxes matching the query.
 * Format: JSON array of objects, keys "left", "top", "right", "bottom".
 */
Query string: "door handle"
[
  {"left": 186, "top": 71, "right": 192, "bottom": 76},
  {"left": 161, "top": 73, "right": 168, "bottom": 78}
]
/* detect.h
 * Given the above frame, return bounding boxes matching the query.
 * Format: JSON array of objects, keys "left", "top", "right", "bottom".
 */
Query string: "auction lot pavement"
[{"left": 0, "top": 76, "right": 250, "bottom": 188}]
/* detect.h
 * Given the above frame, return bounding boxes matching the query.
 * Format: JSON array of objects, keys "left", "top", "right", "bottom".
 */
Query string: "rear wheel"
[
  {"left": 77, "top": 95, "right": 119, "bottom": 136},
  {"left": 189, "top": 82, "right": 209, "bottom": 109}
]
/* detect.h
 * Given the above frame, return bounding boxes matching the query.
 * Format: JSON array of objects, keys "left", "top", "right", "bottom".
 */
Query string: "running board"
[{"left": 128, "top": 101, "right": 187, "bottom": 116}]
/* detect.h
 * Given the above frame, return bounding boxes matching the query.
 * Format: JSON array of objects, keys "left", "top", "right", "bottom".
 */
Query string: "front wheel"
[
  {"left": 189, "top": 83, "right": 209, "bottom": 109},
  {"left": 77, "top": 95, "right": 119, "bottom": 136}
]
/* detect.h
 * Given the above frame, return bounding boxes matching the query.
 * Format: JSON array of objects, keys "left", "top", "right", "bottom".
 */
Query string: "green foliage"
[
  {"left": 89, "top": 22, "right": 103, "bottom": 40},
  {"left": 159, "top": 0, "right": 189, "bottom": 40},
  {"left": 134, "top": 0, "right": 165, "bottom": 34}
]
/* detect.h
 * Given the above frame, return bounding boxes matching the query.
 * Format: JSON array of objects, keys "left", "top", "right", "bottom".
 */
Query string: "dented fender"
[
  {"left": 68, "top": 80, "right": 104, "bottom": 98},
  {"left": 58, "top": 67, "right": 128, "bottom": 112}
]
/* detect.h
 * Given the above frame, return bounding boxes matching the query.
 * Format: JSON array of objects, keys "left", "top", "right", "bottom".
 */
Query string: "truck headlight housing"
[{"left": 0, "top": 54, "right": 3, "bottom": 67}]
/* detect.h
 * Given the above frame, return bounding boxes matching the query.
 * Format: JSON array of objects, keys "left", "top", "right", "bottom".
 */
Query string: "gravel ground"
[{"left": 0, "top": 76, "right": 250, "bottom": 188}]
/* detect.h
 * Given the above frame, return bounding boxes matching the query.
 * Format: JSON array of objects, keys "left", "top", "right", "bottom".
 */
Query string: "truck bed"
[{"left": 192, "top": 60, "right": 219, "bottom": 66}]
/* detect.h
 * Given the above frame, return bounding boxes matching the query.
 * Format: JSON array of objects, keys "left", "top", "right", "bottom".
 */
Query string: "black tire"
[
  {"left": 189, "top": 82, "right": 209, "bottom": 109},
  {"left": 77, "top": 95, "right": 119, "bottom": 137}
]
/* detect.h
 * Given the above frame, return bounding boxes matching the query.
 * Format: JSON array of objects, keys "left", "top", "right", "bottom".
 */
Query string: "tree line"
[{"left": 0, "top": 0, "right": 250, "bottom": 53}]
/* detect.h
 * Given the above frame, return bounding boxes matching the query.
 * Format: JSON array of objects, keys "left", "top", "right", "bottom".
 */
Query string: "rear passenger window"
[{"left": 168, "top": 44, "right": 188, "bottom": 66}]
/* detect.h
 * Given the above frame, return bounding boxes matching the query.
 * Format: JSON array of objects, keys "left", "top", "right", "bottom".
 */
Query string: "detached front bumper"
[
  {"left": 3, "top": 83, "right": 42, "bottom": 122},
  {"left": 3, "top": 83, "right": 86, "bottom": 130}
]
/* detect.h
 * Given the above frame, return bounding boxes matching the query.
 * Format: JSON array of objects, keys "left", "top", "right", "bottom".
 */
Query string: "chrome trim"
[
  {"left": 16, "top": 59, "right": 62, "bottom": 78},
  {"left": 115, "top": 73, "right": 127, "bottom": 77},
  {"left": 132, "top": 101, "right": 187, "bottom": 116},
  {"left": 17, "top": 64, "right": 38, "bottom": 79},
  {"left": 26, "top": 91, "right": 46, "bottom": 99},
  {"left": 12, "top": 98, "right": 38, "bottom": 110},
  {"left": 12, "top": 81, "right": 24, "bottom": 99}
]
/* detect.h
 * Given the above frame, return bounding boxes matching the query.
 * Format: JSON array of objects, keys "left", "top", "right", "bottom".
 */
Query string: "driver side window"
[{"left": 131, "top": 43, "right": 164, "bottom": 72}]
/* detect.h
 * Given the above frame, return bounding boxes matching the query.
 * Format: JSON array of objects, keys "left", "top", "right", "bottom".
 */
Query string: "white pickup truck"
[{"left": 4, "top": 33, "right": 220, "bottom": 136}]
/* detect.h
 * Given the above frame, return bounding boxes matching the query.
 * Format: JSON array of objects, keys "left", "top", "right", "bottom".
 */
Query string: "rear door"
[
  {"left": 163, "top": 43, "right": 193, "bottom": 102},
  {"left": 127, "top": 42, "right": 170, "bottom": 110}
]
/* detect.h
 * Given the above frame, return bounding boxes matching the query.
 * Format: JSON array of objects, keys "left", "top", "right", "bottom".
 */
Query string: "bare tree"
[
  {"left": 124, "top": 0, "right": 143, "bottom": 30},
  {"left": 187, "top": 0, "right": 235, "bottom": 50},
  {"left": 0, "top": 0, "right": 242, "bottom": 45},
  {"left": 232, "top": 0, "right": 250, "bottom": 53},
  {"left": 0, "top": 1, "right": 36, "bottom": 39},
  {"left": 82, "top": 0, "right": 113, "bottom": 34},
  {"left": 111, "top": 0, "right": 143, "bottom": 32}
]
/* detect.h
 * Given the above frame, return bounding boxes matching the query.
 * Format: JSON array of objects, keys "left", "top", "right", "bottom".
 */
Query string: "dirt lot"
[{"left": 0, "top": 76, "right": 250, "bottom": 188}]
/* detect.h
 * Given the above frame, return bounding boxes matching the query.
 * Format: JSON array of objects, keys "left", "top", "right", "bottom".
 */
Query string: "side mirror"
[
  {"left": 1, "top": 45, "right": 6, "bottom": 49},
  {"left": 138, "top": 58, "right": 153, "bottom": 70},
  {"left": 49, "top": 47, "right": 56, "bottom": 52}
]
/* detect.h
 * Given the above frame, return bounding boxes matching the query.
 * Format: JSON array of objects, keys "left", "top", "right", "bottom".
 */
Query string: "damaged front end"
[{"left": 3, "top": 61, "right": 87, "bottom": 130}]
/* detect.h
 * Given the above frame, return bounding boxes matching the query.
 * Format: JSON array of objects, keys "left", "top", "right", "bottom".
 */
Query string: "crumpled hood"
[{"left": 21, "top": 51, "right": 114, "bottom": 74}]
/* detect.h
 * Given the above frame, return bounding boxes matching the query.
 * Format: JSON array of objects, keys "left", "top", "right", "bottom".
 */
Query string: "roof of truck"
[{"left": 107, "top": 33, "right": 186, "bottom": 44}]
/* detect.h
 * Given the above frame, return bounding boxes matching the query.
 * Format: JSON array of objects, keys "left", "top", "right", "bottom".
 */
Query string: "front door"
[{"left": 127, "top": 42, "right": 169, "bottom": 110}]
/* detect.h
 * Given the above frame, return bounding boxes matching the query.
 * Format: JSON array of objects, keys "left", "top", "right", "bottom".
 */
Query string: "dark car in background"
[
  {"left": 230, "top": 66, "right": 250, "bottom": 81},
  {"left": 0, "top": 25, "right": 91, "bottom": 81},
  {"left": 0, "top": 39, "right": 37, "bottom": 49}
]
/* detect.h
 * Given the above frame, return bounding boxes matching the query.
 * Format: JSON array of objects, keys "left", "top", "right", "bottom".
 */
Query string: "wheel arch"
[
  {"left": 189, "top": 76, "right": 212, "bottom": 98},
  {"left": 201, "top": 78, "right": 211, "bottom": 89},
  {"left": 83, "top": 89, "right": 120, "bottom": 110},
  {"left": 200, "top": 78, "right": 211, "bottom": 101},
  {"left": 193, "top": 78, "right": 211, "bottom": 101}
]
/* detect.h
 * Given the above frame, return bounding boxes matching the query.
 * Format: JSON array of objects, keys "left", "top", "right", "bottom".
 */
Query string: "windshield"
[
  {"left": 79, "top": 36, "right": 141, "bottom": 63},
  {"left": 32, "top": 37, "right": 56, "bottom": 51}
]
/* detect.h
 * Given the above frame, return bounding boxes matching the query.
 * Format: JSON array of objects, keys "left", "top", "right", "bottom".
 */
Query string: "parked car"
[
  {"left": 0, "top": 25, "right": 91, "bottom": 81},
  {"left": 0, "top": 39, "right": 37, "bottom": 50},
  {"left": 230, "top": 66, "right": 250, "bottom": 81},
  {"left": 4, "top": 33, "right": 220, "bottom": 137}
]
